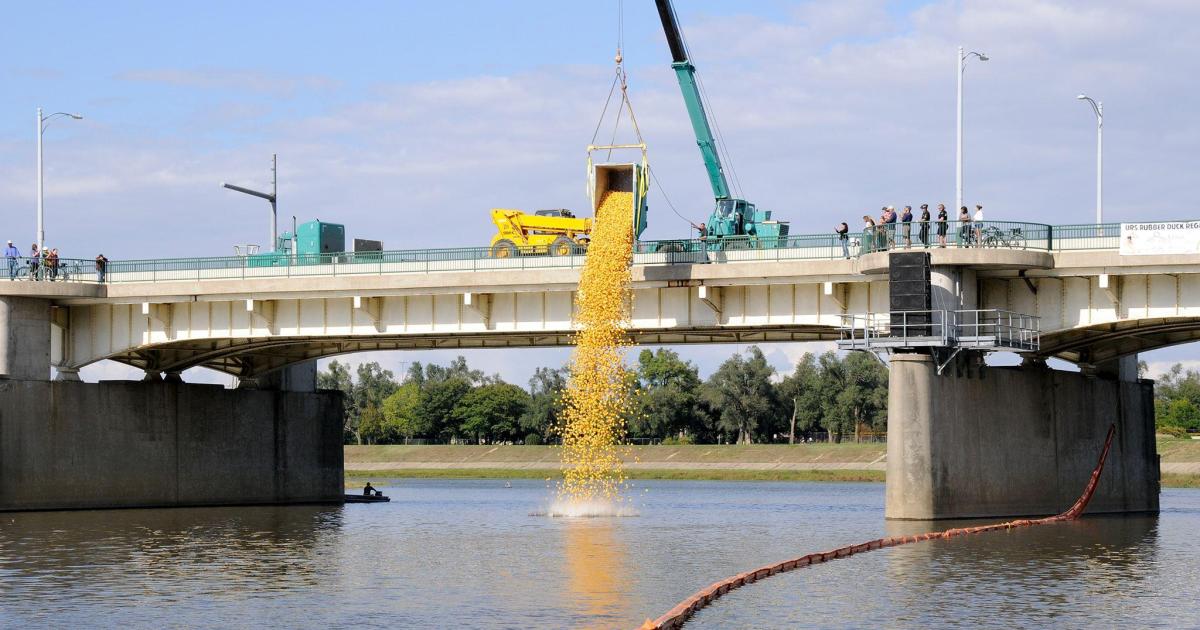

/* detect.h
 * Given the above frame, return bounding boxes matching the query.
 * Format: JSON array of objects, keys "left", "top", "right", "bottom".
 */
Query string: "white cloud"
[{"left": 116, "top": 68, "right": 339, "bottom": 97}]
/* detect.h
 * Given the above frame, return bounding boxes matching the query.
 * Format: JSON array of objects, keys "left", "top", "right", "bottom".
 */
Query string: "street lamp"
[
  {"left": 1076, "top": 94, "right": 1103, "bottom": 225},
  {"left": 37, "top": 108, "right": 84, "bottom": 257},
  {"left": 221, "top": 153, "right": 278, "bottom": 251},
  {"left": 956, "top": 46, "right": 989, "bottom": 214}
]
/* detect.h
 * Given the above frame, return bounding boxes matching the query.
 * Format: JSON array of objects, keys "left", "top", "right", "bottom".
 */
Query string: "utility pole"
[
  {"left": 956, "top": 47, "right": 989, "bottom": 213},
  {"left": 36, "top": 108, "right": 84, "bottom": 258},
  {"left": 1077, "top": 95, "right": 1104, "bottom": 224},
  {"left": 222, "top": 154, "right": 278, "bottom": 251}
]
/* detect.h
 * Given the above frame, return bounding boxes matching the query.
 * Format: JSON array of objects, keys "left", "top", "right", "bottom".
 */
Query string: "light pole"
[
  {"left": 222, "top": 153, "right": 278, "bottom": 251},
  {"left": 1077, "top": 94, "right": 1103, "bottom": 225},
  {"left": 37, "top": 108, "right": 84, "bottom": 257},
  {"left": 956, "top": 46, "right": 988, "bottom": 214}
]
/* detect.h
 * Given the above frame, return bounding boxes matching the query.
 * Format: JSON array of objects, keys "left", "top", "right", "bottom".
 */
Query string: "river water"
[{"left": 1, "top": 480, "right": 1197, "bottom": 629}]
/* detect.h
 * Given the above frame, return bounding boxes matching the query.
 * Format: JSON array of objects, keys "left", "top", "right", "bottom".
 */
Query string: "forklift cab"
[{"left": 534, "top": 209, "right": 576, "bottom": 218}]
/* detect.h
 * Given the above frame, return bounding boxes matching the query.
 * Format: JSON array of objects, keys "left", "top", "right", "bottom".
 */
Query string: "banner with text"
[{"left": 1120, "top": 221, "right": 1200, "bottom": 255}]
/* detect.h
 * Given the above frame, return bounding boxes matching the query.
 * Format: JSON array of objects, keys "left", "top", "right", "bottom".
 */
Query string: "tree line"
[
  {"left": 1153, "top": 362, "right": 1200, "bottom": 436},
  {"left": 318, "top": 347, "right": 889, "bottom": 446}
]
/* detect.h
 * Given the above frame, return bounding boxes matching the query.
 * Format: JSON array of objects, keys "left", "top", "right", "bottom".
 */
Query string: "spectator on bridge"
[
  {"left": 918, "top": 204, "right": 931, "bottom": 248},
  {"left": 27, "top": 244, "right": 39, "bottom": 280},
  {"left": 936, "top": 204, "right": 948, "bottom": 247},
  {"left": 46, "top": 249, "right": 60, "bottom": 281},
  {"left": 95, "top": 254, "right": 109, "bottom": 283},
  {"left": 835, "top": 222, "right": 850, "bottom": 258},
  {"left": 901, "top": 206, "right": 914, "bottom": 249},
  {"left": 4, "top": 240, "right": 19, "bottom": 280},
  {"left": 862, "top": 216, "right": 877, "bottom": 253},
  {"left": 882, "top": 206, "right": 897, "bottom": 249},
  {"left": 973, "top": 204, "right": 985, "bottom": 244},
  {"left": 958, "top": 206, "right": 972, "bottom": 247}
]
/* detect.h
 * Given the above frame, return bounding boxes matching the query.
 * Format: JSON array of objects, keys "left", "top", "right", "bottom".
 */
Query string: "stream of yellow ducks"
[{"left": 557, "top": 190, "right": 635, "bottom": 507}]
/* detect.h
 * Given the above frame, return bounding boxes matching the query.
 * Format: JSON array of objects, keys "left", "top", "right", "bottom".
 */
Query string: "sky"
[{"left": 4, "top": 0, "right": 1200, "bottom": 385}]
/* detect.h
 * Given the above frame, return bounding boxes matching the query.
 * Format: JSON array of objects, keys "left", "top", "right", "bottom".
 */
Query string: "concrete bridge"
[{"left": 0, "top": 221, "right": 1181, "bottom": 516}]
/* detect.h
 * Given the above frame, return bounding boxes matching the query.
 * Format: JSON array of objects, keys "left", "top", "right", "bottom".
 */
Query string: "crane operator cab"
[{"left": 704, "top": 199, "right": 789, "bottom": 249}]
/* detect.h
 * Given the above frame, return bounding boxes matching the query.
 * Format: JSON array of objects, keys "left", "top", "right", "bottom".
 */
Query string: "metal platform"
[{"left": 838, "top": 309, "right": 1040, "bottom": 354}]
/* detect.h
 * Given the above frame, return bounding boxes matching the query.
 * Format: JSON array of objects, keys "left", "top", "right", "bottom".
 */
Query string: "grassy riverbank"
[{"left": 344, "top": 438, "right": 1200, "bottom": 487}]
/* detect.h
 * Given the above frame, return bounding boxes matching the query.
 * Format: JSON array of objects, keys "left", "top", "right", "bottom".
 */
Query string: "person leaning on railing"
[
  {"left": 27, "top": 243, "right": 39, "bottom": 280},
  {"left": 95, "top": 254, "right": 108, "bottom": 283},
  {"left": 835, "top": 222, "right": 850, "bottom": 258},
  {"left": 862, "top": 215, "right": 877, "bottom": 253},
  {"left": 4, "top": 240, "right": 19, "bottom": 280},
  {"left": 46, "top": 248, "right": 60, "bottom": 281}
]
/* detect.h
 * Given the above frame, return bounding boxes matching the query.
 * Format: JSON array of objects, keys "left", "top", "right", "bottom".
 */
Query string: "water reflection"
[
  {"left": 562, "top": 518, "right": 632, "bottom": 627},
  {"left": 882, "top": 516, "right": 1159, "bottom": 626},
  {"left": 0, "top": 505, "right": 341, "bottom": 616}
]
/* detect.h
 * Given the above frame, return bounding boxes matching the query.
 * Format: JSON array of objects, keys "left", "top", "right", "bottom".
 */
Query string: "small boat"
[{"left": 344, "top": 493, "right": 391, "bottom": 503}]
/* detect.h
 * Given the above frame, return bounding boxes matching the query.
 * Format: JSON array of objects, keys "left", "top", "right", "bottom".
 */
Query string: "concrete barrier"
[{"left": 0, "top": 380, "right": 343, "bottom": 511}]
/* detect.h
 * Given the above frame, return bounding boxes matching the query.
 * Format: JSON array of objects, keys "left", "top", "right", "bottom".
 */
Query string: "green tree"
[
  {"left": 358, "top": 403, "right": 389, "bottom": 444},
  {"left": 452, "top": 382, "right": 531, "bottom": 443},
  {"left": 318, "top": 360, "right": 359, "bottom": 443},
  {"left": 631, "top": 348, "right": 704, "bottom": 440},
  {"left": 777, "top": 352, "right": 825, "bottom": 443},
  {"left": 821, "top": 352, "right": 887, "bottom": 442},
  {"left": 419, "top": 377, "right": 473, "bottom": 442},
  {"left": 701, "top": 346, "right": 778, "bottom": 444},
  {"left": 521, "top": 366, "right": 568, "bottom": 441},
  {"left": 317, "top": 360, "right": 399, "bottom": 444},
  {"left": 382, "top": 382, "right": 427, "bottom": 443},
  {"left": 1153, "top": 363, "right": 1200, "bottom": 432}
]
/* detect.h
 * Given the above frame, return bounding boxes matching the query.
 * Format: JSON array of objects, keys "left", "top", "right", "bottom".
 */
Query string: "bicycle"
[{"left": 980, "top": 226, "right": 1027, "bottom": 250}]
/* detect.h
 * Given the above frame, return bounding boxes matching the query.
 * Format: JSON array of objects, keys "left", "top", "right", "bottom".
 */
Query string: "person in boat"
[{"left": 363, "top": 482, "right": 375, "bottom": 496}]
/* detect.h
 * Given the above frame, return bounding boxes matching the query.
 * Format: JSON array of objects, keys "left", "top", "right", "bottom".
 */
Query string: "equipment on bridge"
[
  {"left": 248, "top": 219, "right": 346, "bottom": 266},
  {"left": 654, "top": 0, "right": 789, "bottom": 251},
  {"left": 486, "top": 159, "right": 650, "bottom": 259},
  {"left": 489, "top": 208, "right": 593, "bottom": 258}
]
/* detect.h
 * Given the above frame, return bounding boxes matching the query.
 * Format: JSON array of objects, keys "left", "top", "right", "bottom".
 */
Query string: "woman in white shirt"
[{"left": 973, "top": 204, "right": 984, "bottom": 245}]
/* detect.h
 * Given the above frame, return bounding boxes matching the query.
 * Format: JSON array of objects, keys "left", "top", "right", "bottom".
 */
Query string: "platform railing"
[{"left": 838, "top": 308, "right": 1040, "bottom": 353}]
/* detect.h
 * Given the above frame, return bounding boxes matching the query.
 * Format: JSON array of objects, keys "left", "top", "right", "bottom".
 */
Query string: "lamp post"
[
  {"left": 956, "top": 46, "right": 988, "bottom": 214},
  {"left": 37, "top": 108, "right": 84, "bottom": 257},
  {"left": 1076, "top": 94, "right": 1103, "bottom": 225},
  {"left": 222, "top": 153, "right": 278, "bottom": 251}
]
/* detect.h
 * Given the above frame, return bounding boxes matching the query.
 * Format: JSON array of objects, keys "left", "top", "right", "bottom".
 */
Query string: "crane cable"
[{"left": 590, "top": 0, "right": 698, "bottom": 231}]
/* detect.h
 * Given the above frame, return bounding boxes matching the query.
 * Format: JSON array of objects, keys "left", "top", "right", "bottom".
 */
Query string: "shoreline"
[
  {"left": 345, "top": 467, "right": 1198, "bottom": 488},
  {"left": 343, "top": 441, "right": 1200, "bottom": 488}
]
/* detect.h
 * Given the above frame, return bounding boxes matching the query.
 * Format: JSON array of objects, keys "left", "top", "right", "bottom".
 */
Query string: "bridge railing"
[
  {"left": 1049, "top": 223, "right": 1120, "bottom": 250},
  {"left": 859, "top": 220, "right": 1054, "bottom": 254},
  {"left": 1, "top": 221, "right": 1131, "bottom": 284}
]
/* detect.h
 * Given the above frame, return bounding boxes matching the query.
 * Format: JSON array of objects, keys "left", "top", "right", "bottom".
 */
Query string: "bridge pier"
[
  {"left": 0, "top": 379, "right": 343, "bottom": 511},
  {"left": 885, "top": 353, "right": 1159, "bottom": 519},
  {"left": 0, "top": 296, "right": 51, "bottom": 381}
]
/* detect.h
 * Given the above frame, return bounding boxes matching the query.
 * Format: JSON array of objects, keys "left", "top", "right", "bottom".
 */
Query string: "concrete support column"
[
  {"left": 240, "top": 361, "right": 317, "bottom": 393},
  {"left": 930, "top": 266, "right": 977, "bottom": 313},
  {"left": 54, "top": 366, "right": 82, "bottom": 382},
  {"left": 0, "top": 296, "right": 51, "bottom": 381},
  {"left": 886, "top": 352, "right": 1158, "bottom": 520}
]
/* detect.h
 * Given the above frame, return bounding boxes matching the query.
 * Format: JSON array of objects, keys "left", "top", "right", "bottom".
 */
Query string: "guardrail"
[{"left": 0, "top": 221, "right": 1130, "bottom": 285}]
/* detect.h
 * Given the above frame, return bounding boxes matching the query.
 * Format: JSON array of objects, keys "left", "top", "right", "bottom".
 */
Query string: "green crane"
[{"left": 654, "top": 0, "right": 789, "bottom": 249}]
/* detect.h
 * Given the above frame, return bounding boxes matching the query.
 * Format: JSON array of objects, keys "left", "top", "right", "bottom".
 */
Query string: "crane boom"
[{"left": 654, "top": 0, "right": 731, "bottom": 201}]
